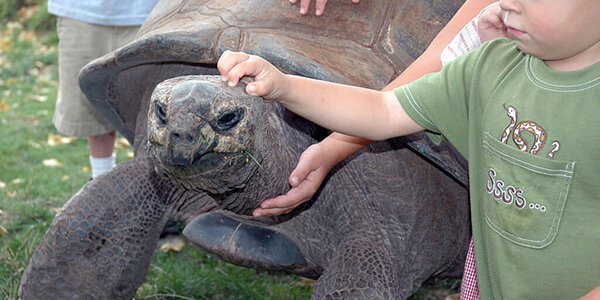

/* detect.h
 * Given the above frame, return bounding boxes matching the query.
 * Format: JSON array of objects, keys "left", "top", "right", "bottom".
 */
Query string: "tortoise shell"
[{"left": 80, "top": 0, "right": 462, "bottom": 143}]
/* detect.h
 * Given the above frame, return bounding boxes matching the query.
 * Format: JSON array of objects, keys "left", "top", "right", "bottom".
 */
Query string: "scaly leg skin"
[{"left": 20, "top": 159, "right": 174, "bottom": 300}]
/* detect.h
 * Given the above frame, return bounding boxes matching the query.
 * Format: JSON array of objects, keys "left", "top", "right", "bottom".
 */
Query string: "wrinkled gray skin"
[{"left": 20, "top": 0, "right": 471, "bottom": 299}]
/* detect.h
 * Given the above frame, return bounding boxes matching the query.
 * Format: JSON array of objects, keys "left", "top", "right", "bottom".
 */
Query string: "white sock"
[{"left": 90, "top": 153, "right": 116, "bottom": 179}]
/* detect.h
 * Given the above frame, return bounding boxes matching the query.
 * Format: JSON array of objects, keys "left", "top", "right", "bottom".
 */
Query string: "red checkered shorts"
[{"left": 460, "top": 238, "right": 480, "bottom": 300}]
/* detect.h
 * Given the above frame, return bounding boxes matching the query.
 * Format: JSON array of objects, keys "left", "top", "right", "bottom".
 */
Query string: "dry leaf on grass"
[
  {"left": 10, "top": 178, "right": 23, "bottom": 185},
  {"left": 1, "top": 37, "right": 10, "bottom": 53},
  {"left": 17, "top": 6, "right": 35, "bottom": 21},
  {"left": 32, "top": 95, "right": 47, "bottom": 102},
  {"left": 0, "top": 181, "right": 5, "bottom": 189},
  {"left": 29, "top": 140, "right": 41, "bottom": 148},
  {"left": 0, "top": 101, "right": 9, "bottom": 112},
  {"left": 445, "top": 293, "right": 461, "bottom": 300},
  {"left": 300, "top": 277, "right": 316, "bottom": 288},
  {"left": 0, "top": 225, "right": 7, "bottom": 237},
  {"left": 47, "top": 133, "right": 75, "bottom": 146},
  {"left": 43, "top": 158, "right": 63, "bottom": 168},
  {"left": 159, "top": 236, "right": 186, "bottom": 253},
  {"left": 116, "top": 137, "right": 131, "bottom": 149}
]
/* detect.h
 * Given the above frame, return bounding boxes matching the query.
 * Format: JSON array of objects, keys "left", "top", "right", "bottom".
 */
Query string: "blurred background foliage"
[{"left": 1, "top": 0, "right": 56, "bottom": 32}]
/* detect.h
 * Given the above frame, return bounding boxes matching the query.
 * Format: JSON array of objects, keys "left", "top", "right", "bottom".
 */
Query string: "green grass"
[{"left": 0, "top": 3, "right": 457, "bottom": 300}]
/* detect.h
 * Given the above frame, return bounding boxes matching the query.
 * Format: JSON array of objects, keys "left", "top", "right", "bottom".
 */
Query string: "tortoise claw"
[{"left": 183, "top": 211, "right": 319, "bottom": 277}]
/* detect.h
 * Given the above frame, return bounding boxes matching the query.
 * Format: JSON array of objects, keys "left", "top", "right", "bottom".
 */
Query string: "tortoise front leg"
[
  {"left": 19, "top": 159, "right": 173, "bottom": 300},
  {"left": 310, "top": 232, "right": 404, "bottom": 300}
]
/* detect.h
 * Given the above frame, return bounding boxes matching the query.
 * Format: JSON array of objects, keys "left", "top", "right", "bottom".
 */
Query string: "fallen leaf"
[
  {"left": 61, "top": 175, "right": 69, "bottom": 181},
  {"left": 29, "top": 140, "right": 41, "bottom": 148},
  {"left": 28, "top": 68, "right": 40, "bottom": 77},
  {"left": 42, "top": 159, "right": 63, "bottom": 167},
  {"left": 159, "top": 236, "right": 186, "bottom": 253},
  {"left": 445, "top": 293, "right": 461, "bottom": 300},
  {"left": 10, "top": 178, "right": 23, "bottom": 185},
  {"left": 23, "top": 31, "right": 35, "bottom": 42},
  {"left": 17, "top": 6, "right": 35, "bottom": 21},
  {"left": 47, "top": 133, "right": 75, "bottom": 146},
  {"left": 82, "top": 166, "right": 90, "bottom": 174},
  {"left": 6, "top": 191, "right": 16, "bottom": 198},
  {"left": 0, "top": 225, "right": 7, "bottom": 237},
  {"left": 1, "top": 37, "right": 9, "bottom": 53},
  {"left": 136, "top": 283, "right": 152, "bottom": 295},
  {"left": 0, "top": 101, "right": 8, "bottom": 112},
  {"left": 0, "top": 181, "right": 5, "bottom": 189},
  {"left": 32, "top": 95, "right": 47, "bottom": 102},
  {"left": 116, "top": 137, "right": 131, "bottom": 149},
  {"left": 300, "top": 277, "right": 316, "bottom": 288}
]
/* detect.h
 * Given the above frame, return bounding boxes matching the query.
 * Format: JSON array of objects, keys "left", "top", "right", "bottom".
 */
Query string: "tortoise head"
[{"left": 148, "top": 75, "right": 310, "bottom": 214}]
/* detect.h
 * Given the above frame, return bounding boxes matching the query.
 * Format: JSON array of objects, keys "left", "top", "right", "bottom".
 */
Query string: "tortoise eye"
[
  {"left": 155, "top": 102, "right": 167, "bottom": 125},
  {"left": 216, "top": 109, "right": 244, "bottom": 131}
]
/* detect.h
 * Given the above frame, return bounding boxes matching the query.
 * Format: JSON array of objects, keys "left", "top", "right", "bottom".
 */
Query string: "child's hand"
[
  {"left": 217, "top": 50, "right": 288, "bottom": 100},
  {"left": 253, "top": 143, "right": 334, "bottom": 217},
  {"left": 289, "top": 0, "right": 360, "bottom": 16},
  {"left": 477, "top": 2, "right": 509, "bottom": 42}
]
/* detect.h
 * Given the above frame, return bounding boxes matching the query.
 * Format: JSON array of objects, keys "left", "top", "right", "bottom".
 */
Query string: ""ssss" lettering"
[{"left": 485, "top": 169, "right": 527, "bottom": 209}]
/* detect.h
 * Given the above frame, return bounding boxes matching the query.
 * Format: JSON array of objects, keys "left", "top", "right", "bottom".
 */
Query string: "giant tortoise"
[{"left": 20, "top": 0, "right": 471, "bottom": 299}]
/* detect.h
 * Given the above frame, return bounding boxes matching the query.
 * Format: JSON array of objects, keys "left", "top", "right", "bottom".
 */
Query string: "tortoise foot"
[{"left": 183, "top": 211, "right": 321, "bottom": 278}]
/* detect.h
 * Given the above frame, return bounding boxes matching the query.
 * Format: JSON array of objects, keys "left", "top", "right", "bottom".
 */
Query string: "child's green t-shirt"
[{"left": 396, "top": 39, "right": 600, "bottom": 299}]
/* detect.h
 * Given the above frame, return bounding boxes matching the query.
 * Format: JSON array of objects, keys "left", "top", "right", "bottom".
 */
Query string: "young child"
[{"left": 218, "top": 0, "right": 600, "bottom": 299}]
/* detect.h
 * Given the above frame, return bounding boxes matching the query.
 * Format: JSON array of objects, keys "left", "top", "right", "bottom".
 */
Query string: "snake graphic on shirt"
[{"left": 500, "top": 105, "right": 561, "bottom": 159}]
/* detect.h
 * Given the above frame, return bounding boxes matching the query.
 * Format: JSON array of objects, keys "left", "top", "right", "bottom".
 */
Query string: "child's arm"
[
  {"left": 289, "top": 0, "right": 360, "bottom": 16},
  {"left": 254, "top": 0, "right": 496, "bottom": 217},
  {"left": 218, "top": 50, "right": 424, "bottom": 142}
]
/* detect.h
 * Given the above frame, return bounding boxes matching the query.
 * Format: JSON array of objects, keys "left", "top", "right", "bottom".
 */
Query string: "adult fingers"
[
  {"left": 298, "top": 0, "right": 311, "bottom": 15},
  {"left": 314, "top": 0, "right": 329, "bottom": 16}
]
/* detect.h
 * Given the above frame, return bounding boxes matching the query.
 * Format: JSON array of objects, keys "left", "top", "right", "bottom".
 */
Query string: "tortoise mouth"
[{"left": 148, "top": 142, "right": 262, "bottom": 195}]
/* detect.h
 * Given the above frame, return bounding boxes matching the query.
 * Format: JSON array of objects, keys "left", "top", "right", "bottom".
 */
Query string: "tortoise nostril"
[
  {"left": 216, "top": 109, "right": 244, "bottom": 131},
  {"left": 170, "top": 131, "right": 195, "bottom": 145}
]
